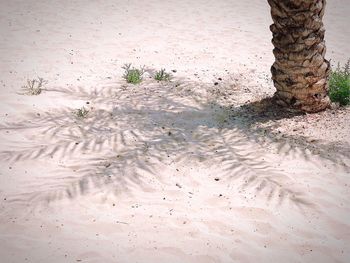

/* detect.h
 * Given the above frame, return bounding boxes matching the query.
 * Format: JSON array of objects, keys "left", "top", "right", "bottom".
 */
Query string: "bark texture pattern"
[{"left": 268, "top": 0, "right": 330, "bottom": 112}]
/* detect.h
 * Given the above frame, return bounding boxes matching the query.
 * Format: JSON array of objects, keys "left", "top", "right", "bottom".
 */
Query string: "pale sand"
[{"left": 0, "top": 0, "right": 349, "bottom": 262}]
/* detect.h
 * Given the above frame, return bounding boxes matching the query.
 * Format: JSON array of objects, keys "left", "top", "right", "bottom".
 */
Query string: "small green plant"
[
  {"left": 21, "top": 77, "right": 47, "bottom": 95},
  {"left": 154, "top": 68, "right": 171, "bottom": 81},
  {"left": 329, "top": 59, "right": 350, "bottom": 106},
  {"left": 75, "top": 107, "right": 89, "bottom": 118},
  {"left": 122, "top": 63, "right": 144, "bottom": 84}
]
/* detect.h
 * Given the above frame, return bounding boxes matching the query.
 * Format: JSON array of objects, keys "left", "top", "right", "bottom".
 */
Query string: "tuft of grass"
[
  {"left": 21, "top": 77, "right": 47, "bottom": 95},
  {"left": 75, "top": 107, "right": 89, "bottom": 118},
  {"left": 154, "top": 68, "right": 171, "bottom": 81},
  {"left": 122, "top": 63, "right": 144, "bottom": 84},
  {"left": 329, "top": 59, "right": 350, "bottom": 106}
]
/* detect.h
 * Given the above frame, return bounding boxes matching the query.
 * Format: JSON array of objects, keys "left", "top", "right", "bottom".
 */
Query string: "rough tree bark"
[{"left": 268, "top": 0, "right": 331, "bottom": 112}]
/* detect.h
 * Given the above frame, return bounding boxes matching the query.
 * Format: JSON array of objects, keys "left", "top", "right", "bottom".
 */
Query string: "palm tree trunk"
[{"left": 268, "top": 0, "right": 331, "bottom": 112}]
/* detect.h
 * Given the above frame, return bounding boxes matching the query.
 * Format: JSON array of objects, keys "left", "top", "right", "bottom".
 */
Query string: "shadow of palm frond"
[
  {"left": 229, "top": 98, "right": 350, "bottom": 167},
  {"left": 1, "top": 72, "right": 346, "bottom": 209}
]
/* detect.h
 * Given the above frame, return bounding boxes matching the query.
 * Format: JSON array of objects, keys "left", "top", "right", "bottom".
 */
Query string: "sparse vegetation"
[
  {"left": 75, "top": 107, "right": 89, "bottom": 118},
  {"left": 154, "top": 69, "right": 171, "bottom": 81},
  {"left": 122, "top": 63, "right": 144, "bottom": 84},
  {"left": 21, "top": 77, "right": 47, "bottom": 95},
  {"left": 329, "top": 59, "right": 350, "bottom": 106}
]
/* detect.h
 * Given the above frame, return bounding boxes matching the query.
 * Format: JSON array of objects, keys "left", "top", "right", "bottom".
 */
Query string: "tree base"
[{"left": 273, "top": 91, "right": 331, "bottom": 113}]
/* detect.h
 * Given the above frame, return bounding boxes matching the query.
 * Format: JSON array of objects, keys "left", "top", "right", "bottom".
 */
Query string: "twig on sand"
[{"left": 116, "top": 221, "right": 129, "bottom": 225}]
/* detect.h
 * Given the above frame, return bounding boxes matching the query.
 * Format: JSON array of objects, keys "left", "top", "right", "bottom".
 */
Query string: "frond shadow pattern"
[{"left": 1, "top": 73, "right": 346, "bottom": 208}]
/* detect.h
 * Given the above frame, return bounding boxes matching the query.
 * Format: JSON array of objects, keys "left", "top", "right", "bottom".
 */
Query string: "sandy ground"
[{"left": 0, "top": 0, "right": 350, "bottom": 262}]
